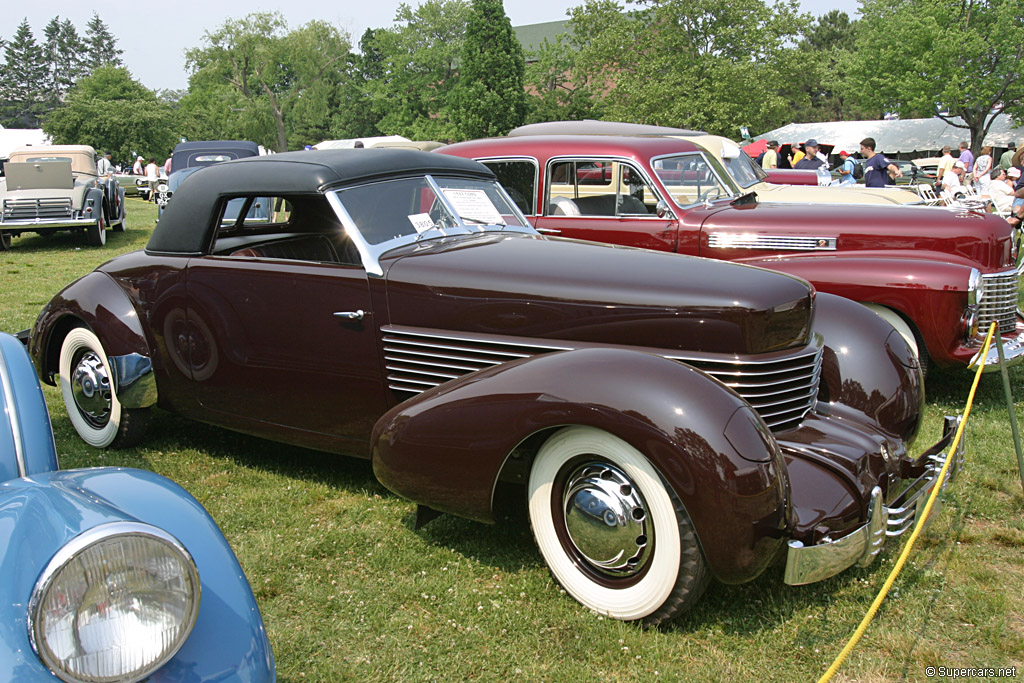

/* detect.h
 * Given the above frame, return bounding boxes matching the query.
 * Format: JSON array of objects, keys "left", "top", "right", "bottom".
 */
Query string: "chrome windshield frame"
[{"left": 326, "top": 174, "right": 537, "bottom": 278}]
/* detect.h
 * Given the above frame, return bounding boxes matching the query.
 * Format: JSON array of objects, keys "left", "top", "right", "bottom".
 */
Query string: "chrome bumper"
[
  {"left": 968, "top": 315, "right": 1024, "bottom": 371},
  {"left": 784, "top": 415, "right": 964, "bottom": 586},
  {"left": 0, "top": 217, "right": 97, "bottom": 231}
]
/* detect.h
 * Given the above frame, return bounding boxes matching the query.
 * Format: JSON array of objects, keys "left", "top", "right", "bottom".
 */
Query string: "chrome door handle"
[
  {"left": 334, "top": 310, "right": 365, "bottom": 321},
  {"left": 536, "top": 227, "right": 561, "bottom": 235}
]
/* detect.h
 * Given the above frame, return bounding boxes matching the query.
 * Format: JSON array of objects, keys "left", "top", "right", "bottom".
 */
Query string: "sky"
[{"left": 2, "top": 0, "right": 861, "bottom": 93}]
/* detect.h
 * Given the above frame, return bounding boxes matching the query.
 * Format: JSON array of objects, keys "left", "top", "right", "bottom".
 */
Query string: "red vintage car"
[
  {"left": 438, "top": 134, "right": 1024, "bottom": 372},
  {"left": 27, "top": 149, "right": 960, "bottom": 624}
]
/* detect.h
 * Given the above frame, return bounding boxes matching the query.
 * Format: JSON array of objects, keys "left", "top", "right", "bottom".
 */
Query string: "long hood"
[
  {"left": 702, "top": 199, "right": 1017, "bottom": 270},
  {"left": 754, "top": 182, "right": 921, "bottom": 206},
  {"left": 381, "top": 233, "right": 813, "bottom": 354}
]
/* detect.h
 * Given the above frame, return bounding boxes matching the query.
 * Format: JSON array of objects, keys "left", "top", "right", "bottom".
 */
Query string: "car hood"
[
  {"left": 753, "top": 181, "right": 922, "bottom": 206},
  {"left": 702, "top": 199, "right": 1017, "bottom": 270},
  {"left": 380, "top": 233, "right": 813, "bottom": 355}
]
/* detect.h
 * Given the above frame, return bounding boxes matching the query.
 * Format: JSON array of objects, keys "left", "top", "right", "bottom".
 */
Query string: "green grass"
[{"left": 2, "top": 197, "right": 1023, "bottom": 682}]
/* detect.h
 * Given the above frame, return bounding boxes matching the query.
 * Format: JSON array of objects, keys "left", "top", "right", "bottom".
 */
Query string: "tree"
[
  {"left": 83, "top": 12, "right": 123, "bottom": 70},
  {"left": 844, "top": 0, "right": 1024, "bottom": 151},
  {"left": 184, "top": 12, "right": 352, "bottom": 151},
  {"left": 0, "top": 20, "right": 47, "bottom": 127},
  {"left": 365, "top": 0, "right": 470, "bottom": 141},
  {"left": 566, "top": 0, "right": 806, "bottom": 137},
  {"left": 44, "top": 66, "right": 178, "bottom": 164},
  {"left": 42, "top": 17, "right": 87, "bottom": 109},
  {"left": 450, "top": 0, "right": 527, "bottom": 140},
  {"left": 524, "top": 29, "right": 606, "bottom": 124}
]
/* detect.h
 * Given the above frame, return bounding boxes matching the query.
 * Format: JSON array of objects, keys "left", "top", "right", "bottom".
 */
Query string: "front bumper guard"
[
  {"left": 968, "top": 314, "right": 1024, "bottom": 371},
  {"left": 784, "top": 415, "right": 964, "bottom": 586}
]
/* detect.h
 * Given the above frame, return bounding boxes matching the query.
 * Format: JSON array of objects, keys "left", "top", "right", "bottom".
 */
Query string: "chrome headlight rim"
[{"left": 27, "top": 521, "right": 201, "bottom": 683}]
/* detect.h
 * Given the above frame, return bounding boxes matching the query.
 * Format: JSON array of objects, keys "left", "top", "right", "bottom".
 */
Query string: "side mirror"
[{"left": 656, "top": 200, "right": 675, "bottom": 219}]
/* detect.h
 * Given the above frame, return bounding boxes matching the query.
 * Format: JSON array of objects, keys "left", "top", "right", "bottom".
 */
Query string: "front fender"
[
  {"left": 373, "top": 347, "right": 789, "bottom": 585},
  {"left": 0, "top": 333, "right": 57, "bottom": 482},
  {"left": 30, "top": 270, "right": 153, "bottom": 388},
  {"left": 0, "top": 468, "right": 274, "bottom": 681}
]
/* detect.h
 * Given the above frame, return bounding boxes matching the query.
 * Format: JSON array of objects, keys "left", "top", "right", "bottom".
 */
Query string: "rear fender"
[
  {"left": 372, "top": 347, "right": 788, "bottom": 584},
  {"left": 30, "top": 271, "right": 154, "bottom": 393}
]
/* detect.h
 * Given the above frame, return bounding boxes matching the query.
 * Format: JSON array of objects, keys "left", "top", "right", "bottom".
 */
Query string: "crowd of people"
[
  {"left": 756, "top": 136, "right": 1024, "bottom": 225},
  {"left": 94, "top": 150, "right": 175, "bottom": 204}
]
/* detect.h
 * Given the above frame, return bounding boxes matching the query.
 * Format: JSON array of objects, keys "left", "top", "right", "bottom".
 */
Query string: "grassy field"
[{"left": 2, "top": 197, "right": 1022, "bottom": 682}]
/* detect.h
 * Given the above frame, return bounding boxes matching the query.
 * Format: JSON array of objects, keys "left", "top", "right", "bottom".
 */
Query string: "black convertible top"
[
  {"left": 147, "top": 148, "right": 495, "bottom": 255},
  {"left": 170, "top": 140, "right": 261, "bottom": 174}
]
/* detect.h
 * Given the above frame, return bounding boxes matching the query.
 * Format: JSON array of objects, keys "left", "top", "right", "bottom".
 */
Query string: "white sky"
[{"left": 2, "top": 0, "right": 861, "bottom": 92}]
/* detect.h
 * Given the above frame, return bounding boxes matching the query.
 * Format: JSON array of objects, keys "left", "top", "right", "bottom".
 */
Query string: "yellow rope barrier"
[{"left": 817, "top": 322, "right": 998, "bottom": 683}]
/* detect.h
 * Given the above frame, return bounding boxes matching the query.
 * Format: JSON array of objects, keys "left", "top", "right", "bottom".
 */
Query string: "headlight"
[{"left": 28, "top": 522, "right": 200, "bottom": 683}]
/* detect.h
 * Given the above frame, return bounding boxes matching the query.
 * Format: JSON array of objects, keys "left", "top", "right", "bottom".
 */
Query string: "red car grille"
[{"left": 978, "top": 269, "right": 1020, "bottom": 335}]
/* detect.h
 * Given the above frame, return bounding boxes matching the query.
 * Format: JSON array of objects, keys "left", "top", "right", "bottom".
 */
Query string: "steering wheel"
[{"left": 697, "top": 187, "right": 721, "bottom": 203}]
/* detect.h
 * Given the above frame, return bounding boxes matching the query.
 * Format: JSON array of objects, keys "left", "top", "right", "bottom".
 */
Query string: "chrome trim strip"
[
  {"left": 0, "top": 345, "right": 27, "bottom": 477},
  {"left": 707, "top": 234, "right": 837, "bottom": 251},
  {"left": 108, "top": 353, "right": 158, "bottom": 409}
]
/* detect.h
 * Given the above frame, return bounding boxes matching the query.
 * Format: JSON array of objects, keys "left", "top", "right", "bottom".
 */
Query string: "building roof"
[{"left": 513, "top": 19, "right": 570, "bottom": 57}]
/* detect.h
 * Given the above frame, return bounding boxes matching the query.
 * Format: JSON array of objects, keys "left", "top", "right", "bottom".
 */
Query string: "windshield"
[
  {"left": 721, "top": 150, "right": 768, "bottom": 189},
  {"left": 651, "top": 153, "right": 734, "bottom": 207},
  {"left": 332, "top": 175, "right": 531, "bottom": 246}
]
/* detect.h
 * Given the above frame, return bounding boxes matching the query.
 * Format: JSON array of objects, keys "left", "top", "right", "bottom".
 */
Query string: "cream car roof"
[{"left": 8, "top": 145, "right": 97, "bottom": 175}]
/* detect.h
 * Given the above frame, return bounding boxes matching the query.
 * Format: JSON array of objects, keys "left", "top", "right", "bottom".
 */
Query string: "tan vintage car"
[
  {"left": 0, "top": 145, "right": 126, "bottom": 249},
  {"left": 508, "top": 121, "right": 924, "bottom": 206}
]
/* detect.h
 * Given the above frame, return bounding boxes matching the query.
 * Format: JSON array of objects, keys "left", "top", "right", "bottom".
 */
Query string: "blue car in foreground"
[{"left": 0, "top": 332, "right": 274, "bottom": 682}]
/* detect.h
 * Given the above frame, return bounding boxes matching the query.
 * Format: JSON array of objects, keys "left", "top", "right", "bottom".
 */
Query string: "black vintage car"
[{"left": 28, "top": 149, "right": 961, "bottom": 624}]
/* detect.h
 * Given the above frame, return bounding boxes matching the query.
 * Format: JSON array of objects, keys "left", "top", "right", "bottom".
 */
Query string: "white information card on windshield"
[
  {"left": 441, "top": 189, "right": 504, "bottom": 225},
  {"left": 408, "top": 213, "right": 435, "bottom": 234}
]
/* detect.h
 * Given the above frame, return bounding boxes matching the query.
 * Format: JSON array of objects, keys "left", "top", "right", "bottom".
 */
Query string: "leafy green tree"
[
  {"left": 450, "top": 0, "right": 527, "bottom": 140},
  {"left": 524, "top": 29, "right": 606, "bottom": 124},
  {"left": 42, "top": 18, "right": 87, "bottom": 109},
  {"left": 0, "top": 20, "right": 47, "bottom": 127},
  {"left": 43, "top": 66, "right": 178, "bottom": 164},
  {"left": 83, "top": 12, "right": 123, "bottom": 70},
  {"left": 184, "top": 12, "right": 352, "bottom": 151},
  {"left": 567, "top": 0, "right": 806, "bottom": 138},
  {"left": 366, "top": 0, "right": 470, "bottom": 141},
  {"left": 844, "top": 0, "right": 1024, "bottom": 150}
]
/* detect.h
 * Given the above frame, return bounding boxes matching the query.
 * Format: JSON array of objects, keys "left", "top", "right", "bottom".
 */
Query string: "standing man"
[
  {"left": 859, "top": 138, "right": 902, "bottom": 187},
  {"left": 761, "top": 141, "right": 779, "bottom": 170},
  {"left": 958, "top": 141, "right": 974, "bottom": 185},
  {"left": 936, "top": 146, "right": 955, "bottom": 180},
  {"left": 144, "top": 158, "right": 159, "bottom": 203},
  {"left": 793, "top": 139, "right": 826, "bottom": 170},
  {"left": 95, "top": 151, "right": 113, "bottom": 178},
  {"left": 999, "top": 144, "right": 1016, "bottom": 171},
  {"left": 835, "top": 150, "right": 857, "bottom": 186}
]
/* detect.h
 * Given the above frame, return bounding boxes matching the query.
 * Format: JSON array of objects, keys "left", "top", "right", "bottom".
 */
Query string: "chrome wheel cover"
[
  {"left": 71, "top": 351, "right": 111, "bottom": 427},
  {"left": 562, "top": 462, "right": 652, "bottom": 577}
]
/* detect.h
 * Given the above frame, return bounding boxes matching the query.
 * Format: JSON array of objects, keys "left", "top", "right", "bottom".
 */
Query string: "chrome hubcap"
[
  {"left": 562, "top": 462, "right": 652, "bottom": 577},
  {"left": 71, "top": 351, "right": 111, "bottom": 427}
]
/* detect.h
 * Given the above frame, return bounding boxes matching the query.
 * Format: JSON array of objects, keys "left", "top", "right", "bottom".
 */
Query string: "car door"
[
  {"left": 182, "top": 195, "right": 387, "bottom": 449},
  {"left": 532, "top": 158, "right": 679, "bottom": 252}
]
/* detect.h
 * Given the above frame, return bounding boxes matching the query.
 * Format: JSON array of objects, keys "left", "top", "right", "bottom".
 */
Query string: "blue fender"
[
  {"left": 373, "top": 347, "right": 789, "bottom": 585},
  {"left": 0, "top": 467, "right": 274, "bottom": 681},
  {"left": 0, "top": 333, "right": 58, "bottom": 481}
]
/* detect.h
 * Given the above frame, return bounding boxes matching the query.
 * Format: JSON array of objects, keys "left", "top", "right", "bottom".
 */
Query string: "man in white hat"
[{"left": 132, "top": 155, "right": 145, "bottom": 175}]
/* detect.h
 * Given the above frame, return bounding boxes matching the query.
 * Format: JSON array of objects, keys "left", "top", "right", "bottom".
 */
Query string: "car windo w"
[{"left": 28, "top": 149, "right": 963, "bottom": 624}]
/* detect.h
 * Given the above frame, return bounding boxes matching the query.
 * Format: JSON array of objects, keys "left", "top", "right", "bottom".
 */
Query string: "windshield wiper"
[{"left": 460, "top": 216, "right": 506, "bottom": 229}]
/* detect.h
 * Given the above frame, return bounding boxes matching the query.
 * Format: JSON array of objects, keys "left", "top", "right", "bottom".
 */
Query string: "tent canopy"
[{"left": 755, "top": 116, "right": 1023, "bottom": 155}]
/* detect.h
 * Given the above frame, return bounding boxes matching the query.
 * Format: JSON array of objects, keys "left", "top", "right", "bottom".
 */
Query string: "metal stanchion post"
[{"left": 995, "top": 337, "right": 1024, "bottom": 493}]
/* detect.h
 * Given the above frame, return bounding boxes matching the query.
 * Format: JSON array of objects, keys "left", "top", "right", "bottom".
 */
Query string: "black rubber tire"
[{"left": 86, "top": 210, "right": 106, "bottom": 247}]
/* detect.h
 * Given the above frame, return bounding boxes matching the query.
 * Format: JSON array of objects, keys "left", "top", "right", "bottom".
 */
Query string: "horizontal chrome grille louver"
[
  {"left": 382, "top": 328, "right": 822, "bottom": 433},
  {"left": 978, "top": 270, "right": 1020, "bottom": 335},
  {"left": 707, "top": 233, "right": 837, "bottom": 251},
  {"left": 2, "top": 197, "right": 73, "bottom": 221}
]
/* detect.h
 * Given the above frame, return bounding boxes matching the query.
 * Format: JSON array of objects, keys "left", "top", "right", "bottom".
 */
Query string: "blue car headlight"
[{"left": 28, "top": 522, "right": 200, "bottom": 683}]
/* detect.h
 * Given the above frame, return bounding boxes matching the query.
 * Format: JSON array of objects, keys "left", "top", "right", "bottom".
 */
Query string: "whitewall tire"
[{"left": 528, "top": 426, "right": 709, "bottom": 624}]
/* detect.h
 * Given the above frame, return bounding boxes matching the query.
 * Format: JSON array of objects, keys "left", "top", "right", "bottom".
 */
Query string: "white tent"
[
  {"left": 314, "top": 136, "right": 411, "bottom": 150},
  {"left": 0, "top": 128, "right": 50, "bottom": 158},
  {"left": 755, "top": 116, "right": 1023, "bottom": 155}
]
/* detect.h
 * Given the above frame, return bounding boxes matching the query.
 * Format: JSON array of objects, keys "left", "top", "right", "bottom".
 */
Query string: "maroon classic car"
[
  {"left": 438, "top": 134, "right": 1024, "bottom": 372},
  {"left": 27, "top": 149, "right": 961, "bottom": 624}
]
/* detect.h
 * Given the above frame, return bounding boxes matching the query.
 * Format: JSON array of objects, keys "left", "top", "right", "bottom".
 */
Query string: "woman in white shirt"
[{"left": 973, "top": 146, "right": 993, "bottom": 195}]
